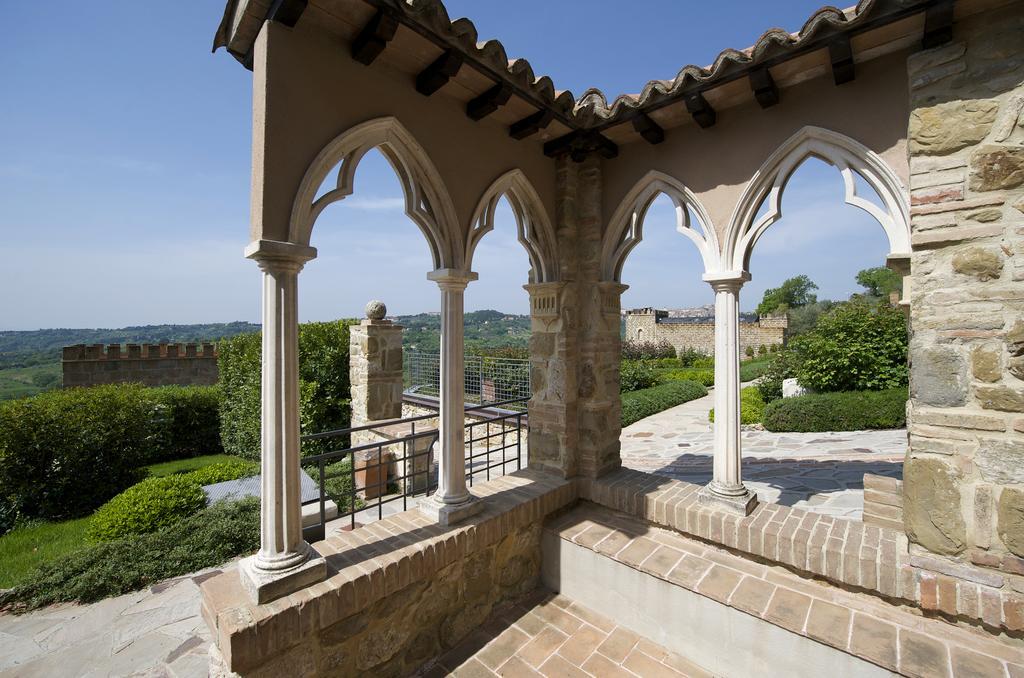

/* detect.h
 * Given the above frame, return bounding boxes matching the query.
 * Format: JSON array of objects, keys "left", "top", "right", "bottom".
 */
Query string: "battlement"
[
  {"left": 757, "top": 314, "right": 789, "bottom": 329},
  {"left": 62, "top": 343, "right": 219, "bottom": 388}
]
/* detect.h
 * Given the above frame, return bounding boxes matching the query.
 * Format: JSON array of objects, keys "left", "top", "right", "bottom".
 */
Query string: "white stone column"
[
  {"left": 698, "top": 271, "right": 757, "bottom": 515},
  {"left": 239, "top": 239, "right": 326, "bottom": 604},
  {"left": 419, "top": 268, "right": 483, "bottom": 526}
]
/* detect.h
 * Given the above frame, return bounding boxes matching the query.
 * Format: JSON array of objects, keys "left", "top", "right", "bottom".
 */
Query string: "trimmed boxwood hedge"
[
  {"left": 762, "top": 387, "right": 908, "bottom": 432},
  {"left": 0, "top": 384, "right": 223, "bottom": 527},
  {"left": 621, "top": 380, "right": 708, "bottom": 428},
  {"left": 0, "top": 497, "right": 259, "bottom": 612}
]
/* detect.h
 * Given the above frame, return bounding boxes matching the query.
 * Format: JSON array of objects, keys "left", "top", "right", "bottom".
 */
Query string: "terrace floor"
[{"left": 619, "top": 388, "right": 905, "bottom": 519}]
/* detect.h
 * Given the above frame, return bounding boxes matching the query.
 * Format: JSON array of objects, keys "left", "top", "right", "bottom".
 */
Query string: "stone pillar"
[
  {"left": 698, "top": 271, "right": 757, "bottom": 515},
  {"left": 419, "top": 268, "right": 482, "bottom": 526},
  {"left": 349, "top": 300, "right": 405, "bottom": 499},
  {"left": 239, "top": 239, "right": 326, "bottom": 605}
]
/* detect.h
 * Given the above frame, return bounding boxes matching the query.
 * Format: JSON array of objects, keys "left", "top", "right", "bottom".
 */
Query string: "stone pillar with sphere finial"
[{"left": 349, "top": 300, "right": 406, "bottom": 498}]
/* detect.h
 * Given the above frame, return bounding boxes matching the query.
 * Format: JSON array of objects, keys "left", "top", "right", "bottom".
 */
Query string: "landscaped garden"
[{"left": 0, "top": 320, "right": 356, "bottom": 611}]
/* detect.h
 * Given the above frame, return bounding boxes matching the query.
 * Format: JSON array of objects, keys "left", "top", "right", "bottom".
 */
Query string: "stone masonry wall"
[
  {"left": 61, "top": 343, "right": 218, "bottom": 388},
  {"left": 904, "top": 3, "right": 1024, "bottom": 576},
  {"left": 624, "top": 311, "right": 786, "bottom": 356}
]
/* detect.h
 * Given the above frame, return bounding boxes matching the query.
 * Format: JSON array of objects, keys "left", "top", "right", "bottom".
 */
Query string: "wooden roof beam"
[
  {"left": 749, "top": 67, "right": 779, "bottom": 108},
  {"left": 922, "top": 0, "right": 954, "bottom": 49},
  {"left": 467, "top": 83, "right": 513, "bottom": 121},
  {"left": 509, "top": 110, "right": 554, "bottom": 140},
  {"left": 543, "top": 131, "right": 618, "bottom": 161},
  {"left": 632, "top": 112, "right": 665, "bottom": 144},
  {"left": 267, "top": 0, "right": 307, "bottom": 27},
  {"left": 684, "top": 92, "right": 717, "bottom": 128},
  {"left": 416, "top": 49, "right": 463, "bottom": 96},
  {"left": 351, "top": 10, "right": 398, "bottom": 66},
  {"left": 829, "top": 34, "right": 855, "bottom": 85}
]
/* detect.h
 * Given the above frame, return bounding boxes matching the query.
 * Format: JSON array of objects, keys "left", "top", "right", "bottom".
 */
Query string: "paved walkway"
[
  {"left": 0, "top": 566, "right": 226, "bottom": 678},
  {"left": 419, "top": 589, "right": 706, "bottom": 677},
  {"left": 620, "top": 387, "right": 906, "bottom": 519}
]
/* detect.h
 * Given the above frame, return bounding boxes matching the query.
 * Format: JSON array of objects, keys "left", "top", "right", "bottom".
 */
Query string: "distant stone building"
[
  {"left": 61, "top": 343, "right": 218, "bottom": 388},
  {"left": 624, "top": 307, "right": 786, "bottom": 356}
]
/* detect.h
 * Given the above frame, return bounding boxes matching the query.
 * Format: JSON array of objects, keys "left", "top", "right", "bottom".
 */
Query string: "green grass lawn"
[
  {"left": 145, "top": 454, "right": 248, "bottom": 478},
  {"left": 0, "top": 454, "right": 249, "bottom": 590},
  {"left": 0, "top": 516, "right": 91, "bottom": 588}
]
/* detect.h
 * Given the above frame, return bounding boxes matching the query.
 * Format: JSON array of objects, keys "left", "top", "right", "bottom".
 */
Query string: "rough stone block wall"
[
  {"left": 349, "top": 319, "right": 404, "bottom": 426},
  {"left": 623, "top": 312, "right": 785, "bottom": 356},
  {"left": 61, "top": 343, "right": 217, "bottom": 387},
  {"left": 904, "top": 4, "right": 1024, "bottom": 576}
]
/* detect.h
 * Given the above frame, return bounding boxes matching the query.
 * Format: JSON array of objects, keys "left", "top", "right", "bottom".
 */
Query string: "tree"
[
  {"left": 855, "top": 267, "right": 902, "bottom": 299},
  {"left": 757, "top": 275, "right": 818, "bottom": 316}
]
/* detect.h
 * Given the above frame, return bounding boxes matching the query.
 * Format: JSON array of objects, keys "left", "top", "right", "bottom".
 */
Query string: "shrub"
[
  {"left": 622, "top": 339, "right": 675, "bottom": 361},
  {"left": 658, "top": 368, "right": 714, "bottom": 387},
  {"left": 757, "top": 349, "right": 802, "bottom": 402},
  {"left": 620, "top": 360, "right": 658, "bottom": 392},
  {"left": 739, "top": 358, "right": 770, "bottom": 383},
  {"left": 219, "top": 321, "right": 355, "bottom": 460},
  {"left": 758, "top": 345, "right": 768, "bottom": 356},
  {"left": 744, "top": 346, "right": 755, "bottom": 358},
  {"left": 87, "top": 475, "right": 207, "bottom": 542},
  {"left": 0, "top": 498, "right": 259, "bottom": 612},
  {"left": 709, "top": 387, "right": 766, "bottom": 425},
  {"left": 148, "top": 385, "right": 223, "bottom": 462},
  {"left": 0, "top": 385, "right": 153, "bottom": 523},
  {"left": 692, "top": 355, "right": 715, "bottom": 369},
  {"left": 762, "top": 388, "right": 908, "bottom": 432},
  {"left": 770, "top": 344, "right": 779, "bottom": 353},
  {"left": 182, "top": 460, "right": 258, "bottom": 486},
  {"left": 677, "top": 348, "right": 711, "bottom": 368},
  {"left": 621, "top": 380, "right": 708, "bottom": 428}
]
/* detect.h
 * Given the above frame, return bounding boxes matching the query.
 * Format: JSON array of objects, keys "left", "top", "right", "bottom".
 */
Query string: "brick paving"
[{"left": 419, "top": 590, "right": 709, "bottom": 677}]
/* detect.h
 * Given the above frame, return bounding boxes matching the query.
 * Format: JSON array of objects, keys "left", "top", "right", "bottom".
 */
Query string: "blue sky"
[{"left": 0, "top": 1, "right": 889, "bottom": 330}]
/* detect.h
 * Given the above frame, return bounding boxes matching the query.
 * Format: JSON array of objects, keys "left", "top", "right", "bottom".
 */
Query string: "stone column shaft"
[
  {"left": 699, "top": 271, "right": 757, "bottom": 515},
  {"left": 239, "top": 240, "right": 325, "bottom": 604}
]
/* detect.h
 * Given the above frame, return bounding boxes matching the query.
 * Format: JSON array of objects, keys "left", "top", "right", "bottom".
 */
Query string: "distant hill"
[
  {"left": 398, "top": 310, "right": 530, "bottom": 352},
  {"left": 0, "top": 322, "right": 261, "bottom": 371}
]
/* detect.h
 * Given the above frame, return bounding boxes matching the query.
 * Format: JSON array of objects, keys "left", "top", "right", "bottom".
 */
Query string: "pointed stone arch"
[
  {"left": 288, "top": 116, "right": 460, "bottom": 271},
  {"left": 602, "top": 170, "right": 721, "bottom": 282},
  {"left": 466, "top": 169, "right": 558, "bottom": 283},
  {"left": 723, "top": 126, "right": 911, "bottom": 273}
]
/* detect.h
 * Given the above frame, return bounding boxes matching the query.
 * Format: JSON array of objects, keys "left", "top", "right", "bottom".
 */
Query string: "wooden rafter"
[
  {"left": 467, "top": 83, "right": 513, "bottom": 121},
  {"left": 828, "top": 34, "right": 855, "bottom": 85},
  {"left": 749, "top": 67, "right": 779, "bottom": 108},
  {"left": 684, "top": 92, "right": 717, "bottom": 129},
  {"left": 632, "top": 112, "right": 665, "bottom": 144},
  {"left": 509, "top": 110, "right": 554, "bottom": 140},
  {"left": 351, "top": 10, "right": 398, "bottom": 66},
  {"left": 416, "top": 49, "right": 463, "bottom": 96}
]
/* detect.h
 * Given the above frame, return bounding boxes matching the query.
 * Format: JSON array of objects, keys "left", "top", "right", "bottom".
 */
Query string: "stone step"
[{"left": 542, "top": 502, "right": 1024, "bottom": 678}]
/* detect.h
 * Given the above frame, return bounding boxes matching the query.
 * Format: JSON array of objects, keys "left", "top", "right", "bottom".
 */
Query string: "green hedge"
[
  {"left": 709, "top": 387, "right": 766, "bottom": 425},
  {"left": 621, "top": 380, "right": 708, "bottom": 428},
  {"left": 87, "top": 460, "right": 259, "bottom": 542},
  {"left": 219, "top": 321, "right": 355, "bottom": 460},
  {"left": 620, "top": 360, "right": 658, "bottom": 392},
  {"left": 762, "top": 388, "right": 908, "bottom": 432},
  {"left": 658, "top": 368, "right": 714, "bottom": 387},
  {"left": 0, "top": 498, "right": 259, "bottom": 612},
  {"left": 0, "top": 384, "right": 223, "bottom": 527}
]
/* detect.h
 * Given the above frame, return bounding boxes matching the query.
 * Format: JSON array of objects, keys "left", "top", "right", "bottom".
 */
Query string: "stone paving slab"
[
  {"left": 0, "top": 565, "right": 228, "bottom": 678},
  {"left": 619, "top": 388, "right": 906, "bottom": 519},
  {"left": 418, "top": 588, "right": 709, "bottom": 677}
]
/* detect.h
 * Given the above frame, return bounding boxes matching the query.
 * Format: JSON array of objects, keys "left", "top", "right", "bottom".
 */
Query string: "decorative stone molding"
[
  {"left": 467, "top": 169, "right": 559, "bottom": 283},
  {"left": 722, "top": 126, "right": 912, "bottom": 273},
  {"left": 286, "top": 116, "right": 460, "bottom": 271}
]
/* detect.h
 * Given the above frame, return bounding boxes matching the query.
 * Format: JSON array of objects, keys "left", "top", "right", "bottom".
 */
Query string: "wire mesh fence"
[{"left": 404, "top": 350, "right": 531, "bottom": 409}]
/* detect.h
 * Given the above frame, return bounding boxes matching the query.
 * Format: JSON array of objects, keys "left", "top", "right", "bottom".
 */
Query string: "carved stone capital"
[
  {"left": 702, "top": 270, "right": 751, "bottom": 293},
  {"left": 427, "top": 268, "right": 478, "bottom": 291},
  {"left": 244, "top": 239, "right": 318, "bottom": 274}
]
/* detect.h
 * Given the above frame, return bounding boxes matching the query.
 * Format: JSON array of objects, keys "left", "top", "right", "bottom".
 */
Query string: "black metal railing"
[{"left": 299, "top": 397, "right": 527, "bottom": 541}]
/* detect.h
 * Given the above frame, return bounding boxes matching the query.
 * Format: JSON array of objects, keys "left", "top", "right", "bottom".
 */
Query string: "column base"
[
  {"left": 418, "top": 493, "right": 483, "bottom": 526},
  {"left": 697, "top": 484, "right": 758, "bottom": 516},
  {"left": 239, "top": 546, "right": 326, "bottom": 605}
]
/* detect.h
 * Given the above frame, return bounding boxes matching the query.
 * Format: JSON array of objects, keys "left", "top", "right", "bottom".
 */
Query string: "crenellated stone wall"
[
  {"left": 61, "top": 343, "right": 218, "bottom": 388},
  {"left": 624, "top": 308, "right": 787, "bottom": 356},
  {"left": 903, "top": 3, "right": 1024, "bottom": 576}
]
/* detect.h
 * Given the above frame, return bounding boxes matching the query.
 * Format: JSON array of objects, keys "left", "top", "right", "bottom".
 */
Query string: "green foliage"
[
  {"left": 218, "top": 321, "right": 355, "bottom": 460},
  {"left": 758, "top": 345, "right": 768, "bottom": 356},
  {"left": 0, "top": 363, "right": 62, "bottom": 401},
  {"left": 785, "top": 300, "right": 835, "bottom": 339},
  {"left": 316, "top": 459, "right": 364, "bottom": 514},
  {"left": 856, "top": 267, "right": 903, "bottom": 298},
  {"left": 0, "top": 385, "right": 154, "bottom": 524},
  {"left": 148, "top": 385, "right": 223, "bottom": 462},
  {"left": 762, "top": 388, "right": 908, "bottom": 432},
  {"left": 145, "top": 454, "right": 246, "bottom": 479},
  {"left": 745, "top": 346, "right": 755, "bottom": 358},
  {"left": 183, "top": 460, "right": 258, "bottom": 486},
  {"left": 0, "top": 498, "right": 260, "bottom": 612},
  {"left": 621, "top": 380, "right": 708, "bottom": 428},
  {"left": 757, "top": 349, "right": 803, "bottom": 402},
  {"left": 756, "top": 275, "right": 818, "bottom": 316},
  {"left": 620, "top": 360, "right": 659, "bottom": 392},
  {"left": 622, "top": 339, "right": 676, "bottom": 360},
  {"left": 87, "top": 475, "right": 207, "bottom": 542},
  {"left": 739, "top": 358, "right": 771, "bottom": 383},
  {"left": 401, "top": 310, "right": 530, "bottom": 353},
  {"left": 709, "top": 387, "right": 766, "bottom": 425},
  {"left": 676, "top": 348, "right": 711, "bottom": 368},
  {"left": 657, "top": 368, "right": 715, "bottom": 387},
  {"left": 0, "top": 516, "right": 91, "bottom": 589}
]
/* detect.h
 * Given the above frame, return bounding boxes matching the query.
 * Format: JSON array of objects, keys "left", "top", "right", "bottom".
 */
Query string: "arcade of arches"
[{"left": 203, "top": 1, "right": 1024, "bottom": 675}]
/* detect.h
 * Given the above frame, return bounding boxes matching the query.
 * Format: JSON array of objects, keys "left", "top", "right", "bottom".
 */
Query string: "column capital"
[
  {"left": 245, "top": 239, "right": 318, "bottom": 273},
  {"left": 702, "top": 270, "right": 751, "bottom": 292},
  {"left": 427, "top": 268, "right": 478, "bottom": 290}
]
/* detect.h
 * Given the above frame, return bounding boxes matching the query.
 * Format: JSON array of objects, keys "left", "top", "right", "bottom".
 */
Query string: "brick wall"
[
  {"left": 903, "top": 3, "right": 1024, "bottom": 576},
  {"left": 61, "top": 343, "right": 218, "bottom": 388},
  {"left": 624, "top": 310, "right": 786, "bottom": 356}
]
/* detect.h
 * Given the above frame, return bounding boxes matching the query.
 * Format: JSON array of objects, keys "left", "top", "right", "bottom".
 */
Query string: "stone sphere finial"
[{"left": 365, "top": 300, "right": 387, "bottom": 320}]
